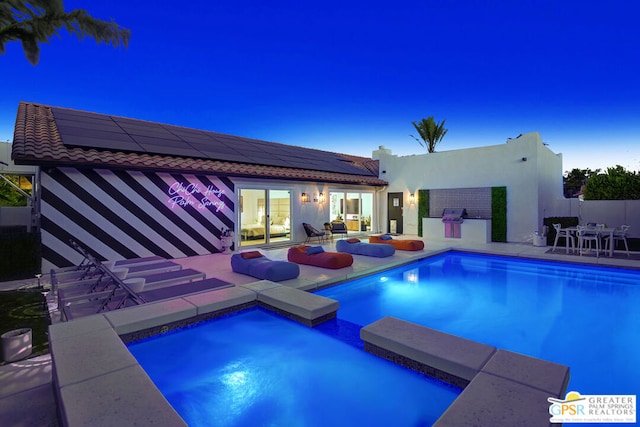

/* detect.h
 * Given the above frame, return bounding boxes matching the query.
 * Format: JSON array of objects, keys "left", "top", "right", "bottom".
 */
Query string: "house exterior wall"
[
  {"left": 374, "top": 133, "right": 565, "bottom": 242},
  {"left": 536, "top": 140, "right": 565, "bottom": 234},
  {"left": 38, "top": 166, "right": 378, "bottom": 270},
  {"left": 40, "top": 167, "right": 236, "bottom": 270}
]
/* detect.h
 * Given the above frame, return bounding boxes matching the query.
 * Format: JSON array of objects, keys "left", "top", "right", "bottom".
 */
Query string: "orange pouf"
[
  {"left": 287, "top": 245, "right": 354, "bottom": 269},
  {"left": 368, "top": 235, "right": 425, "bottom": 251}
]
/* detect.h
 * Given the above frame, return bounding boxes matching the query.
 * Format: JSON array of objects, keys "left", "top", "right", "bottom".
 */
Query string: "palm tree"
[
  {"left": 0, "top": 0, "right": 130, "bottom": 65},
  {"left": 410, "top": 116, "right": 448, "bottom": 153}
]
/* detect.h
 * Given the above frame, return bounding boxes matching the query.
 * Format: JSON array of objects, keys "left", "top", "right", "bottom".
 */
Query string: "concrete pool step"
[
  {"left": 436, "top": 350, "right": 570, "bottom": 427},
  {"left": 360, "top": 316, "right": 570, "bottom": 427},
  {"left": 241, "top": 280, "right": 340, "bottom": 326},
  {"left": 361, "top": 316, "right": 496, "bottom": 386}
]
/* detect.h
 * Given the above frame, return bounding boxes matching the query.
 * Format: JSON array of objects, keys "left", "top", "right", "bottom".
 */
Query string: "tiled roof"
[{"left": 11, "top": 102, "right": 387, "bottom": 186}]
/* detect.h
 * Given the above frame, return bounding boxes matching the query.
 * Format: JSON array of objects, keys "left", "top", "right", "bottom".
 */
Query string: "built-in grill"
[{"left": 442, "top": 208, "right": 467, "bottom": 238}]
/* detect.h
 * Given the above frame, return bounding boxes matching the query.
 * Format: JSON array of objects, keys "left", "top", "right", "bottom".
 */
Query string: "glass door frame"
[
  {"left": 238, "top": 187, "right": 292, "bottom": 247},
  {"left": 328, "top": 190, "right": 374, "bottom": 232}
]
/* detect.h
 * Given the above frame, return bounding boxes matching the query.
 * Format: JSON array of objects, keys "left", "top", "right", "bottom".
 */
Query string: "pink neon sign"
[{"left": 167, "top": 181, "right": 226, "bottom": 212}]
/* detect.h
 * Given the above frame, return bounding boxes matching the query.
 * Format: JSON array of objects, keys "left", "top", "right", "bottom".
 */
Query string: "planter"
[
  {"left": 221, "top": 236, "right": 234, "bottom": 253},
  {"left": 2, "top": 328, "right": 32, "bottom": 362},
  {"left": 533, "top": 235, "right": 546, "bottom": 247}
]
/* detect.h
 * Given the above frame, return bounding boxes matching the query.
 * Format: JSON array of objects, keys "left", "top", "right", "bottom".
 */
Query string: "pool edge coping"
[{"left": 49, "top": 247, "right": 628, "bottom": 426}]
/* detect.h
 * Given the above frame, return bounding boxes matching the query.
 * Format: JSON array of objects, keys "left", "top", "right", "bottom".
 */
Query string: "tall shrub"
[
  {"left": 417, "top": 189, "right": 429, "bottom": 237},
  {"left": 584, "top": 166, "right": 640, "bottom": 200},
  {"left": 491, "top": 187, "right": 507, "bottom": 242}
]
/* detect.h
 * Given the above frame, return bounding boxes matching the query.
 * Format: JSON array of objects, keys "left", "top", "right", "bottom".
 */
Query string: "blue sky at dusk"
[{"left": 1, "top": 0, "right": 639, "bottom": 173}]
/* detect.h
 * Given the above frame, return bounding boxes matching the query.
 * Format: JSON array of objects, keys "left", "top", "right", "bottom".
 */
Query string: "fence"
[{"left": 0, "top": 231, "right": 41, "bottom": 281}]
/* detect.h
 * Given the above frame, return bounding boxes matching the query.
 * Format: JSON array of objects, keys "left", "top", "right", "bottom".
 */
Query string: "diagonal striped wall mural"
[{"left": 40, "top": 167, "right": 236, "bottom": 270}]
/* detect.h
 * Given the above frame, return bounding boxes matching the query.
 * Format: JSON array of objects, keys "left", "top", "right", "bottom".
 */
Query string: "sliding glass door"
[
  {"left": 329, "top": 191, "right": 373, "bottom": 232},
  {"left": 239, "top": 189, "right": 291, "bottom": 247}
]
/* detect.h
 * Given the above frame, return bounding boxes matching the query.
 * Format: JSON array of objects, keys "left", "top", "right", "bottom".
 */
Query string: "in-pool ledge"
[{"left": 360, "top": 316, "right": 570, "bottom": 427}]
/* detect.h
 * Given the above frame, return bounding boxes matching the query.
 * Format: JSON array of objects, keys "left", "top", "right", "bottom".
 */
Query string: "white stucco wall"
[
  {"left": 535, "top": 139, "right": 565, "bottom": 234},
  {"left": 374, "top": 133, "right": 565, "bottom": 242}
]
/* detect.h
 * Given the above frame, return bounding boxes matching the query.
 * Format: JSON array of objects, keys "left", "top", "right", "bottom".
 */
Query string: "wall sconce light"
[
  {"left": 409, "top": 193, "right": 415, "bottom": 205},
  {"left": 301, "top": 192, "right": 309, "bottom": 203},
  {"left": 318, "top": 192, "right": 325, "bottom": 203},
  {"left": 521, "top": 157, "right": 527, "bottom": 162}
]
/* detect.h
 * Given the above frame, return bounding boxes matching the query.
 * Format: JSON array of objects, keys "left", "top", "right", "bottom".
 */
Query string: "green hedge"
[
  {"left": 491, "top": 187, "right": 507, "bottom": 242},
  {"left": 543, "top": 217, "right": 579, "bottom": 246},
  {"left": 0, "top": 232, "right": 41, "bottom": 281},
  {"left": 417, "top": 189, "right": 429, "bottom": 237}
]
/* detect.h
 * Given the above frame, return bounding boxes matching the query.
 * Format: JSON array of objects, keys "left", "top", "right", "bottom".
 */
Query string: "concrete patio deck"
[{"left": 1, "top": 236, "right": 638, "bottom": 426}]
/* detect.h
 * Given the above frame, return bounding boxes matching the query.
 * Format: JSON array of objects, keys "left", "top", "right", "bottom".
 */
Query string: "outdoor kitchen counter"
[{"left": 423, "top": 218, "right": 492, "bottom": 244}]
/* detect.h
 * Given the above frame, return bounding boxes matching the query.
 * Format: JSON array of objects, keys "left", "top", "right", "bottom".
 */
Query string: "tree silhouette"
[
  {"left": 0, "top": 0, "right": 130, "bottom": 65},
  {"left": 563, "top": 168, "right": 599, "bottom": 198},
  {"left": 410, "top": 116, "right": 448, "bottom": 153}
]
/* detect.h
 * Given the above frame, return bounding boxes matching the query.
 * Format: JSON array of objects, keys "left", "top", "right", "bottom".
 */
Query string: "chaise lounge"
[
  {"left": 369, "top": 235, "right": 424, "bottom": 251},
  {"left": 287, "top": 245, "right": 354, "bottom": 269},
  {"left": 336, "top": 238, "right": 395, "bottom": 257},
  {"left": 231, "top": 251, "right": 300, "bottom": 281}
]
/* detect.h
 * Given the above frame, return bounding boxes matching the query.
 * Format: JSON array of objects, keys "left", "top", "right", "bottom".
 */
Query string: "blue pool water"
[
  {"left": 316, "top": 251, "right": 640, "bottom": 395},
  {"left": 128, "top": 308, "right": 460, "bottom": 427}
]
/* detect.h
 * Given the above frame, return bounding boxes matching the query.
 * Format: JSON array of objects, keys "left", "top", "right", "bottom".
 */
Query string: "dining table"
[{"left": 562, "top": 226, "right": 617, "bottom": 257}]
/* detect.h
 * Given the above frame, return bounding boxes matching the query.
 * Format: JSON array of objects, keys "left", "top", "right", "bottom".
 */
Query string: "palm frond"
[
  {"left": 0, "top": 0, "right": 129, "bottom": 65},
  {"left": 410, "top": 116, "right": 448, "bottom": 153}
]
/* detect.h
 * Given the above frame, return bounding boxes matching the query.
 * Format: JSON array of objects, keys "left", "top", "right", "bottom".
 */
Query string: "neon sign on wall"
[{"left": 167, "top": 181, "right": 226, "bottom": 212}]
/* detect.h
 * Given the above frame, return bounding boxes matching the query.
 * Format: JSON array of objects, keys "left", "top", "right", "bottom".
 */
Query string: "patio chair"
[
  {"left": 576, "top": 225, "right": 601, "bottom": 257},
  {"left": 603, "top": 225, "right": 630, "bottom": 258},
  {"left": 302, "top": 222, "right": 326, "bottom": 243},
  {"left": 552, "top": 223, "right": 575, "bottom": 253},
  {"left": 330, "top": 221, "right": 348, "bottom": 240}
]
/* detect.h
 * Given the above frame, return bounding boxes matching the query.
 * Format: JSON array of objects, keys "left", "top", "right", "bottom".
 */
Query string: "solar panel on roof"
[
  {"left": 66, "top": 119, "right": 115, "bottom": 131},
  {"left": 129, "top": 135, "right": 187, "bottom": 148},
  {"left": 60, "top": 134, "right": 143, "bottom": 152},
  {"left": 52, "top": 109, "right": 111, "bottom": 121},
  {"left": 197, "top": 152, "right": 249, "bottom": 162},
  {"left": 137, "top": 144, "right": 204, "bottom": 158},
  {"left": 56, "top": 125, "right": 136, "bottom": 143},
  {"left": 53, "top": 106, "right": 374, "bottom": 176}
]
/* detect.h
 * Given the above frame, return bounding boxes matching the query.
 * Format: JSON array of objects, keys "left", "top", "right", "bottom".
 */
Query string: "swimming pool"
[
  {"left": 316, "top": 251, "right": 640, "bottom": 395},
  {"left": 128, "top": 307, "right": 460, "bottom": 427}
]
